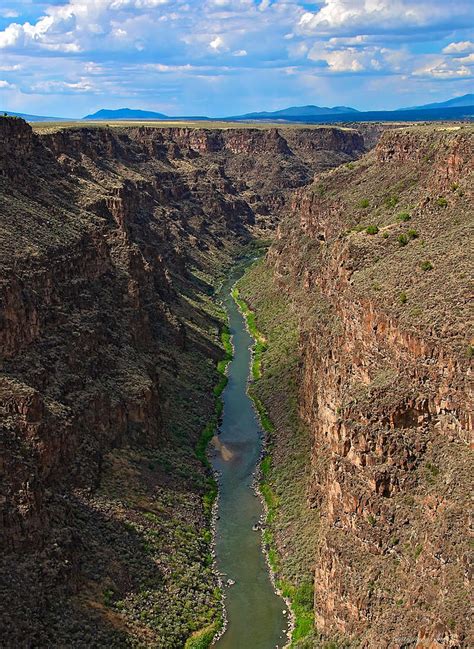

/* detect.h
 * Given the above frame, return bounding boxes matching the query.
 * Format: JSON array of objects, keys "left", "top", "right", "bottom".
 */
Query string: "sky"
[{"left": 0, "top": 0, "right": 473, "bottom": 118}]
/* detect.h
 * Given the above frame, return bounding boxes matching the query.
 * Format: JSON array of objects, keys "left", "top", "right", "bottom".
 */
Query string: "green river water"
[{"left": 210, "top": 262, "right": 288, "bottom": 649}]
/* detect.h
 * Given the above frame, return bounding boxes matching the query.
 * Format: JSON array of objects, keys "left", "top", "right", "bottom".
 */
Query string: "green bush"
[
  {"left": 261, "top": 455, "right": 271, "bottom": 477},
  {"left": 385, "top": 195, "right": 399, "bottom": 208},
  {"left": 397, "top": 211, "right": 411, "bottom": 222},
  {"left": 420, "top": 260, "right": 433, "bottom": 271},
  {"left": 437, "top": 196, "right": 448, "bottom": 207},
  {"left": 407, "top": 229, "right": 419, "bottom": 240},
  {"left": 185, "top": 622, "right": 220, "bottom": 649},
  {"left": 426, "top": 462, "right": 440, "bottom": 477},
  {"left": 366, "top": 225, "right": 379, "bottom": 235},
  {"left": 358, "top": 198, "right": 370, "bottom": 208},
  {"left": 293, "top": 582, "right": 314, "bottom": 610},
  {"left": 382, "top": 231, "right": 389, "bottom": 239},
  {"left": 399, "top": 292, "right": 407, "bottom": 304},
  {"left": 398, "top": 234, "right": 408, "bottom": 247}
]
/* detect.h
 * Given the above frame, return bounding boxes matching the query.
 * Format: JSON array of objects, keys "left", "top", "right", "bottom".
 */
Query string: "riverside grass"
[
  {"left": 231, "top": 286, "right": 267, "bottom": 380},
  {"left": 191, "top": 323, "right": 232, "bottom": 647},
  {"left": 232, "top": 270, "right": 317, "bottom": 648}
]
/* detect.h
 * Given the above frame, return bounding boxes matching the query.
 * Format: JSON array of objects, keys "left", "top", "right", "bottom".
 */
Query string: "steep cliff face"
[
  {"left": 0, "top": 117, "right": 368, "bottom": 647},
  {"left": 265, "top": 126, "right": 473, "bottom": 647}
]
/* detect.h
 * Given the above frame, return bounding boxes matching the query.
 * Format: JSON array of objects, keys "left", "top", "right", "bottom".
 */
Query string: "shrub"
[
  {"left": 399, "top": 292, "right": 407, "bottom": 304},
  {"left": 185, "top": 623, "right": 220, "bottom": 649},
  {"left": 103, "top": 589, "right": 115, "bottom": 606},
  {"left": 437, "top": 196, "right": 448, "bottom": 207},
  {"left": 366, "top": 225, "right": 379, "bottom": 235},
  {"left": 420, "top": 260, "right": 433, "bottom": 271},
  {"left": 383, "top": 231, "right": 389, "bottom": 239},
  {"left": 426, "top": 462, "right": 440, "bottom": 477},
  {"left": 451, "top": 182, "right": 459, "bottom": 192},
  {"left": 316, "top": 184, "right": 326, "bottom": 196},
  {"left": 346, "top": 162, "right": 355, "bottom": 170},
  {"left": 293, "top": 582, "right": 314, "bottom": 610},
  {"left": 398, "top": 234, "right": 408, "bottom": 247},
  {"left": 358, "top": 198, "right": 370, "bottom": 208},
  {"left": 385, "top": 195, "right": 399, "bottom": 208},
  {"left": 261, "top": 455, "right": 271, "bottom": 477},
  {"left": 407, "top": 229, "right": 418, "bottom": 239},
  {"left": 397, "top": 211, "right": 411, "bottom": 222}
]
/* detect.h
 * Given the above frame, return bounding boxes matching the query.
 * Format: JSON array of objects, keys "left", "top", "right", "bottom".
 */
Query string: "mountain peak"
[{"left": 84, "top": 107, "right": 169, "bottom": 120}]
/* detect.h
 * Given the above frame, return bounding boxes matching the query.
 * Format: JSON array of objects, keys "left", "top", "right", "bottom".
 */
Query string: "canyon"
[
  {"left": 239, "top": 124, "right": 473, "bottom": 647},
  {"left": 0, "top": 117, "right": 365, "bottom": 647},
  {"left": 0, "top": 117, "right": 471, "bottom": 648}
]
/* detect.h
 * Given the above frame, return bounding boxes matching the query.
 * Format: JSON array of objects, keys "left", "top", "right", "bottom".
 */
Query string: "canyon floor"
[{"left": 0, "top": 117, "right": 472, "bottom": 648}]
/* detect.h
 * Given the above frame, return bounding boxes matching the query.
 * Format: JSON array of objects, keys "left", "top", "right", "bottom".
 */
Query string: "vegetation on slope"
[
  {"left": 258, "top": 125, "right": 473, "bottom": 645},
  {"left": 235, "top": 260, "right": 321, "bottom": 648}
]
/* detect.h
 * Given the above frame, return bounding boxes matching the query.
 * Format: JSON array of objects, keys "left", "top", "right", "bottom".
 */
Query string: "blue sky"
[{"left": 0, "top": 0, "right": 473, "bottom": 117}]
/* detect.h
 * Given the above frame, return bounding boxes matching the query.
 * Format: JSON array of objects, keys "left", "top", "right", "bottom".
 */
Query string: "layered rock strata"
[{"left": 265, "top": 126, "right": 473, "bottom": 647}]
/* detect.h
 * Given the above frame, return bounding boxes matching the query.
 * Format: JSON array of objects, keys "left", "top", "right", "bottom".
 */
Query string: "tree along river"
[{"left": 210, "top": 261, "right": 288, "bottom": 649}]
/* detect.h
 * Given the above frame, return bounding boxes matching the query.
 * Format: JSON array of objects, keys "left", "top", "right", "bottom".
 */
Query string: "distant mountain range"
[
  {"left": 227, "top": 104, "right": 359, "bottom": 120},
  {"left": 2, "top": 94, "right": 473, "bottom": 123},
  {"left": 0, "top": 110, "right": 68, "bottom": 122},
  {"left": 401, "top": 93, "right": 474, "bottom": 111},
  {"left": 84, "top": 107, "right": 169, "bottom": 120},
  {"left": 257, "top": 105, "right": 474, "bottom": 124},
  {"left": 83, "top": 107, "right": 209, "bottom": 121}
]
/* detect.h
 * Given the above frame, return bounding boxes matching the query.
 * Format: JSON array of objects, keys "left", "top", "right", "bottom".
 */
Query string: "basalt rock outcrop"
[
  {"left": 266, "top": 125, "right": 473, "bottom": 647},
  {"left": 0, "top": 117, "right": 368, "bottom": 647}
]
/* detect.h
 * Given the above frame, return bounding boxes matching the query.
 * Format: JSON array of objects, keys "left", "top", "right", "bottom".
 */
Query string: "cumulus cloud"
[
  {"left": 308, "top": 43, "right": 408, "bottom": 73},
  {"left": 298, "top": 0, "right": 473, "bottom": 35},
  {"left": 31, "top": 78, "right": 97, "bottom": 93},
  {"left": 209, "top": 35, "right": 227, "bottom": 51},
  {"left": 0, "top": 0, "right": 472, "bottom": 115},
  {"left": 443, "top": 41, "right": 474, "bottom": 54},
  {"left": 413, "top": 52, "right": 474, "bottom": 79}
]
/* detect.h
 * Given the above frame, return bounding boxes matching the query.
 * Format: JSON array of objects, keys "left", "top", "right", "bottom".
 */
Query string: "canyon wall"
[
  {"left": 0, "top": 117, "right": 367, "bottom": 647},
  {"left": 265, "top": 125, "right": 473, "bottom": 647}
]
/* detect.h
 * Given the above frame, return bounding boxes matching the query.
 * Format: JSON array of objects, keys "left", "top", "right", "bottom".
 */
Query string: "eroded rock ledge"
[{"left": 266, "top": 125, "right": 473, "bottom": 647}]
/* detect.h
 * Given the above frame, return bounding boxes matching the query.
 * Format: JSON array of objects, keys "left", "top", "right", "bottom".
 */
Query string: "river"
[{"left": 210, "top": 261, "right": 288, "bottom": 649}]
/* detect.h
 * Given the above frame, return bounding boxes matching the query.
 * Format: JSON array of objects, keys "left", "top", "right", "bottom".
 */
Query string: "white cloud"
[
  {"left": 0, "top": 63, "right": 21, "bottom": 71},
  {"left": 308, "top": 43, "right": 408, "bottom": 73},
  {"left": 32, "top": 78, "right": 97, "bottom": 93},
  {"left": 209, "top": 35, "right": 227, "bottom": 51},
  {"left": 413, "top": 54, "right": 474, "bottom": 79},
  {"left": 0, "top": 80, "right": 14, "bottom": 88},
  {"left": 0, "top": 9, "right": 19, "bottom": 19},
  {"left": 443, "top": 41, "right": 474, "bottom": 54},
  {"left": 0, "top": 0, "right": 472, "bottom": 114},
  {"left": 328, "top": 35, "right": 368, "bottom": 46},
  {"left": 298, "top": 0, "right": 473, "bottom": 35}
]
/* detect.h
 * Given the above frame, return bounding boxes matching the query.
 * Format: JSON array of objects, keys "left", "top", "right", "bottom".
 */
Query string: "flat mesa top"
[
  {"left": 28, "top": 119, "right": 474, "bottom": 135},
  {"left": 29, "top": 120, "right": 362, "bottom": 133}
]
